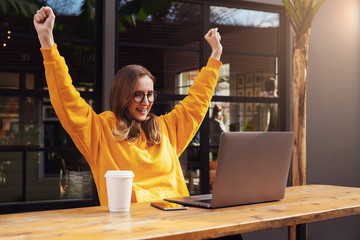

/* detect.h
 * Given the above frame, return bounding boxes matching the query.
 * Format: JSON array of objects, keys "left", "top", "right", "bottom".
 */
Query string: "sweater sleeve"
[
  {"left": 160, "top": 57, "right": 222, "bottom": 156},
  {"left": 41, "top": 44, "right": 101, "bottom": 167}
]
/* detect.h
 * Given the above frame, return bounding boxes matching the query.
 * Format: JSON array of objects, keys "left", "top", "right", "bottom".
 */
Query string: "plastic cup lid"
[{"left": 104, "top": 170, "right": 134, "bottom": 178}]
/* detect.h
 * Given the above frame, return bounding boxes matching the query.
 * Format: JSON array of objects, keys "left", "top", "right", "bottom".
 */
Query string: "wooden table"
[{"left": 1, "top": 185, "right": 360, "bottom": 240}]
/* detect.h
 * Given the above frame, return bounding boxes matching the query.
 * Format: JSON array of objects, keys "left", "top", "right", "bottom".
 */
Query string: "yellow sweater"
[{"left": 41, "top": 44, "right": 222, "bottom": 205}]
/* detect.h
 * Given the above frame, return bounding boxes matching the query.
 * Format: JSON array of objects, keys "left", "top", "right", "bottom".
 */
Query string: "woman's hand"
[
  {"left": 204, "top": 28, "right": 223, "bottom": 61},
  {"left": 33, "top": 6, "right": 55, "bottom": 49}
]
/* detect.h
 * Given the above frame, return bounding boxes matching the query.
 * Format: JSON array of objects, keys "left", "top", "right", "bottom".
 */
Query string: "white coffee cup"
[{"left": 104, "top": 170, "right": 134, "bottom": 212}]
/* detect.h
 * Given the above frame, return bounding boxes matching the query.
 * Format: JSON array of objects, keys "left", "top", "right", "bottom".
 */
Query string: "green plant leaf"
[
  {"left": 295, "top": 0, "right": 303, "bottom": 19},
  {"left": 282, "top": 0, "right": 301, "bottom": 31},
  {"left": 283, "top": 0, "right": 327, "bottom": 36},
  {"left": 135, "top": 6, "right": 148, "bottom": 20},
  {"left": 312, "top": 0, "right": 327, "bottom": 17},
  {"left": 302, "top": 0, "right": 313, "bottom": 21}
]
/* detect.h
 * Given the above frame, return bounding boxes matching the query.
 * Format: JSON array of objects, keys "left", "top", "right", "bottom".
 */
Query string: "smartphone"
[{"left": 151, "top": 201, "right": 188, "bottom": 211}]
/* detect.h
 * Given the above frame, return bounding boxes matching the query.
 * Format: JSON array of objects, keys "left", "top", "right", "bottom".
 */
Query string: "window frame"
[
  {"left": 0, "top": 0, "right": 103, "bottom": 214},
  {"left": 0, "top": 0, "right": 289, "bottom": 213},
  {"left": 115, "top": 0, "right": 289, "bottom": 194}
]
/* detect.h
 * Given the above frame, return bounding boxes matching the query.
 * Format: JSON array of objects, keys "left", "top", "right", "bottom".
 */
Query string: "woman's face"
[{"left": 127, "top": 75, "right": 154, "bottom": 122}]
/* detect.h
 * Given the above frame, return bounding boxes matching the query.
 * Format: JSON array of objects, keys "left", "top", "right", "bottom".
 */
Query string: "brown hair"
[
  {"left": 212, "top": 104, "right": 222, "bottom": 118},
  {"left": 264, "top": 77, "right": 276, "bottom": 92},
  {"left": 109, "top": 65, "right": 161, "bottom": 145}
]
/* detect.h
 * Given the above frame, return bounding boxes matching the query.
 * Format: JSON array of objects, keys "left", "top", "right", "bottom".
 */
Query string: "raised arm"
[
  {"left": 33, "top": 7, "right": 103, "bottom": 167},
  {"left": 204, "top": 28, "right": 223, "bottom": 61},
  {"left": 33, "top": 6, "right": 55, "bottom": 49},
  {"left": 161, "top": 28, "right": 223, "bottom": 156}
]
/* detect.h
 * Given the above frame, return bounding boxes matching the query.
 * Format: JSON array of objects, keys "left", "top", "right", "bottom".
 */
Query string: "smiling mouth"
[{"left": 136, "top": 108, "right": 148, "bottom": 114}]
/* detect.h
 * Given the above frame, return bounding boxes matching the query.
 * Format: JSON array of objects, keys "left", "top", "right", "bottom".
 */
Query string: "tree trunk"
[{"left": 291, "top": 28, "right": 310, "bottom": 186}]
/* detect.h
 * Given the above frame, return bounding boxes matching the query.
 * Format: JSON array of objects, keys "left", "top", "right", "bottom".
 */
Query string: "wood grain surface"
[{"left": 1, "top": 185, "right": 360, "bottom": 240}]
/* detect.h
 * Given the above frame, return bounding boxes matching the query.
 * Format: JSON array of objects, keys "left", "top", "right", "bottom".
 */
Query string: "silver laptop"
[{"left": 164, "top": 131, "right": 294, "bottom": 208}]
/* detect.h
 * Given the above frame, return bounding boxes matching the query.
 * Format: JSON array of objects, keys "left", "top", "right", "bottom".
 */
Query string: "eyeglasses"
[{"left": 133, "top": 91, "right": 159, "bottom": 103}]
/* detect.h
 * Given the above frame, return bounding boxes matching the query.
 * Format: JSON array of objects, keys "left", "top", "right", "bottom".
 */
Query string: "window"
[
  {"left": 0, "top": 0, "right": 102, "bottom": 213},
  {"left": 116, "top": 0, "right": 288, "bottom": 194},
  {"left": 0, "top": 0, "right": 287, "bottom": 213}
]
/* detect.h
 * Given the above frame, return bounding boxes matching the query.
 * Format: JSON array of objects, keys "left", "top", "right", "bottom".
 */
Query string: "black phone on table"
[{"left": 151, "top": 201, "right": 188, "bottom": 211}]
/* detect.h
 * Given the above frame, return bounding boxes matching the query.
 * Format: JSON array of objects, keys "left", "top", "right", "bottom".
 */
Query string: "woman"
[
  {"left": 258, "top": 77, "right": 279, "bottom": 131},
  {"left": 33, "top": 6, "right": 222, "bottom": 205},
  {"left": 210, "top": 104, "right": 227, "bottom": 145}
]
